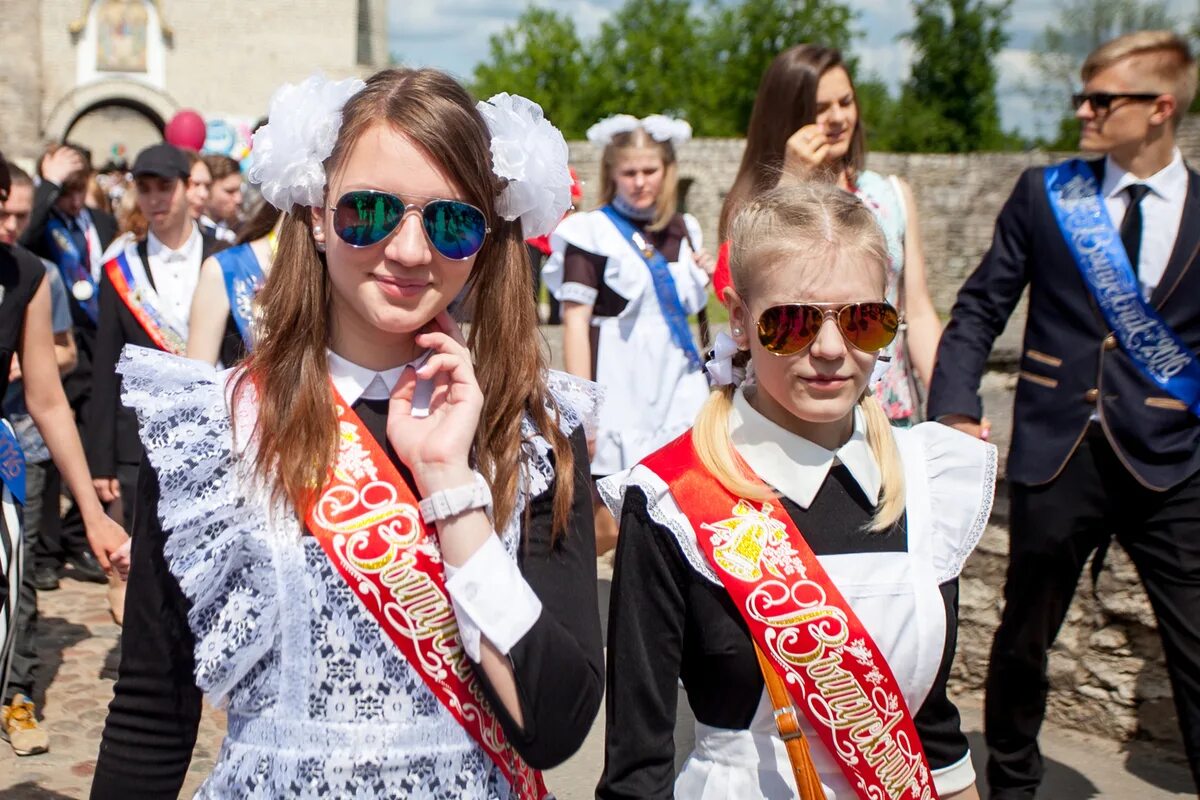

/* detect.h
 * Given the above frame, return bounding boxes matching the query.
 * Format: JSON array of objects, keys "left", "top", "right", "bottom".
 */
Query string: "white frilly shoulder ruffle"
[
  {"left": 541, "top": 209, "right": 705, "bottom": 310},
  {"left": 598, "top": 421, "right": 997, "bottom": 586},
  {"left": 117, "top": 347, "right": 275, "bottom": 707}
]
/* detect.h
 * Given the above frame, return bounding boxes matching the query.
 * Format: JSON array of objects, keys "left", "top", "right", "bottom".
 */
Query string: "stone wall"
[{"left": 572, "top": 116, "right": 1200, "bottom": 751}]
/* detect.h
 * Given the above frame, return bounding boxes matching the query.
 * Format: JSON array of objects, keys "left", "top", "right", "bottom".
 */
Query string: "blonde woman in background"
[
  {"left": 598, "top": 183, "right": 994, "bottom": 799},
  {"left": 543, "top": 114, "right": 714, "bottom": 554}
]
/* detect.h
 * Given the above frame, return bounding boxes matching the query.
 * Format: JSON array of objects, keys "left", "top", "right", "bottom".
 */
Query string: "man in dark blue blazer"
[{"left": 928, "top": 31, "right": 1200, "bottom": 798}]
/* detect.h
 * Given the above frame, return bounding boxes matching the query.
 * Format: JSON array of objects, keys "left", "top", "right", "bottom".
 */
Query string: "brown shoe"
[{"left": 1, "top": 694, "right": 50, "bottom": 756}]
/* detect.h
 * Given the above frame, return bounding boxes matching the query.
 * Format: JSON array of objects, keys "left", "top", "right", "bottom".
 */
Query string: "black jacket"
[
  {"left": 928, "top": 159, "right": 1200, "bottom": 490},
  {"left": 18, "top": 179, "right": 119, "bottom": 410},
  {"left": 85, "top": 234, "right": 232, "bottom": 476}
]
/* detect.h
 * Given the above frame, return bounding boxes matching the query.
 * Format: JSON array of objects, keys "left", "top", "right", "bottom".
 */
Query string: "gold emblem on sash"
[{"left": 702, "top": 499, "right": 795, "bottom": 582}]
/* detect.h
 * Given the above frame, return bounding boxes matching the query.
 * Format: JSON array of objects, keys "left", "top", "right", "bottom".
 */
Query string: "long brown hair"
[
  {"left": 234, "top": 68, "right": 576, "bottom": 533},
  {"left": 597, "top": 127, "right": 679, "bottom": 233},
  {"left": 718, "top": 45, "right": 867, "bottom": 240}
]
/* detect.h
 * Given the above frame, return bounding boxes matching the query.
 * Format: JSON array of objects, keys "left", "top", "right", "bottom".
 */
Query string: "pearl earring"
[
  {"left": 732, "top": 327, "right": 743, "bottom": 336},
  {"left": 313, "top": 225, "right": 323, "bottom": 236}
]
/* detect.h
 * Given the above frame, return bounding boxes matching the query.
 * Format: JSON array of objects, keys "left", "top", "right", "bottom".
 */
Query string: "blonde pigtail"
[
  {"left": 859, "top": 391, "right": 905, "bottom": 531},
  {"left": 692, "top": 385, "right": 775, "bottom": 503}
]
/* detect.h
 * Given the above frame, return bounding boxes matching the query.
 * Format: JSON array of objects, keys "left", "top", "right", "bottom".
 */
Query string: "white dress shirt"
[
  {"left": 325, "top": 348, "right": 542, "bottom": 662},
  {"left": 729, "top": 388, "right": 881, "bottom": 509},
  {"left": 1103, "top": 148, "right": 1188, "bottom": 299},
  {"left": 146, "top": 223, "right": 204, "bottom": 328}
]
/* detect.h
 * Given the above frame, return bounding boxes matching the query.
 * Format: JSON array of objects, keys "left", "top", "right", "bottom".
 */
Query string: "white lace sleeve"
[
  {"left": 909, "top": 422, "right": 998, "bottom": 583},
  {"left": 547, "top": 369, "right": 604, "bottom": 442},
  {"left": 118, "top": 345, "right": 280, "bottom": 707},
  {"left": 598, "top": 465, "right": 721, "bottom": 586}
]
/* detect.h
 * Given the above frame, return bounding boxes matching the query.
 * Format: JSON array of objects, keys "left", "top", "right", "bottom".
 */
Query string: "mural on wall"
[{"left": 96, "top": 0, "right": 149, "bottom": 72}]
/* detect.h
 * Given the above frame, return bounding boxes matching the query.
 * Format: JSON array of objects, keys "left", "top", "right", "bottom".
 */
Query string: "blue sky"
[{"left": 388, "top": 0, "right": 1196, "bottom": 138}]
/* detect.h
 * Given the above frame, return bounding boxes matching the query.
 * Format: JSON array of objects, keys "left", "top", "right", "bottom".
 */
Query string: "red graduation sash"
[
  {"left": 304, "top": 387, "right": 548, "bottom": 799},
  {"left": 642, "top": 432, "right": 938, "bottom": 800},
  {"left": 103, "top": 246, "right": 187, "bottom": 355}
]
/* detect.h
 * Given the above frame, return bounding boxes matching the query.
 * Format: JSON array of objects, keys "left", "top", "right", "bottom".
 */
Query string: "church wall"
[
  {"left": 0, "top": 0, "right": 383, "bottom": 162},
  {"left": 0, "top": 0, "right": 44, "bottom": 161}
]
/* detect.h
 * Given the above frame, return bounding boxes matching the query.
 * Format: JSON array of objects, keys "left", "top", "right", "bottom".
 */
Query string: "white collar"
[
  {"left": 327, "top": 349, "right": 433, "bottom": 407},
  {"left": 148, "top": 222, "right": 202, "bottom": 265},
  {"left": 1103, "top": 148, "right": 1187, "bottom": 204},
  {"left": 729, "top": 387, "right": 881, "bottom": 509}
]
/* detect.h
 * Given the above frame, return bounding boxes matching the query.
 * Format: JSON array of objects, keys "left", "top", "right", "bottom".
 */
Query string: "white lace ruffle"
[
  {"left": 118, "top": 347, "right": 281, "bottom": 707},
  {"left": 597, "top": 465, "right": 721, "bottom": 586}
]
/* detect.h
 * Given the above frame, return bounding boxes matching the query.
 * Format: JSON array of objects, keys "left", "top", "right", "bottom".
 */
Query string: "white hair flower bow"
[
  {"left": 247, "top": 76, "right": 573, "bottom": 240},
  {"left": 585, "top": 113, "right": 693, "bottom": 146},
  {"left": 705, "top": 331, "right": 747, "bottom": 387},
  {"left": 476, "top": 93, "right": 573, "bottom": 239},
  {"left": 248, "top": 74, "right": 366, "bottom": 212}
]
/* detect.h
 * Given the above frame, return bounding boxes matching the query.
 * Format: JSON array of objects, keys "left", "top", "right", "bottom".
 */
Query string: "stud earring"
[
  {"left": 732, "top": 327, "right": 743, "bottom": 336},
  {"left": 313, "top": 225, "right": 326, "bottom": 253}
]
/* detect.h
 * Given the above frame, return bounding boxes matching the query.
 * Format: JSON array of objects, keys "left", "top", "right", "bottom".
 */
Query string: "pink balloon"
[{"left": 164, "top": 110, "right": 206, "bottom": 151}]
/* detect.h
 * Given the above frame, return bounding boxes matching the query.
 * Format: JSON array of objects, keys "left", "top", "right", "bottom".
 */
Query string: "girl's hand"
[
  {"left": 783, "top": 123, "right": 831, "bottom": 178},
  {"left": 110, "top": 538, "right": 133, "bottom": 582},
  {"left": 387, "top": 310, "right": 484, "bottom": 494},
  {"left": 84, "top": 512, "right": 129, "bottom": 575},
  {"left": 693, "top": 248, "right": 716, "bottom": 277}
]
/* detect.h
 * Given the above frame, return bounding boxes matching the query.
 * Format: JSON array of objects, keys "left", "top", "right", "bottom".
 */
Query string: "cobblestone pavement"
[{"left": 2, "top": 568, "right": 1196, "bottom": 799}]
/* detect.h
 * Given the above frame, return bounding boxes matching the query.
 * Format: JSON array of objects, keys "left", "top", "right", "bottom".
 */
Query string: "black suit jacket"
[
  {"left": 19, "top": 180, "right": 119, "bottom": 411},
  {"left": 85, "top": 233, "right": 236, "bottom": 477},
  {"left": 928, "top": 159, "right": 1200, "bottom": 491}
]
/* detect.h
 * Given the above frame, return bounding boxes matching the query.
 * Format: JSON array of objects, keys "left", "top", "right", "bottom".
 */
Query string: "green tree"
[
  {"left": 1028, "top": 0, "right": 1179, "bottom": 148},
  {"left": 894, "top": 0, "right": 1019, "bottom": 152},
  {"left": 583, "top": 0, "right": 706, "bottom": 126},
  {"left": 696, "top": 0, "right": 859, "bottom": 136},
  {"left": 471, "top": 6, "right": 591, "bottom": 137}
]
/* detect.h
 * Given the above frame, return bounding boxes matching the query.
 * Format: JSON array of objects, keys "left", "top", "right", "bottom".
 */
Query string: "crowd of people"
[{"left": 0, "top": 26, "right": 1196, "bottom": 800}]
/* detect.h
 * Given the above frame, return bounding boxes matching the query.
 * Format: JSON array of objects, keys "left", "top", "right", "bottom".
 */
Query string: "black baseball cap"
[{"left": 131, "top": 143, "right": 190, "bottom": 180}]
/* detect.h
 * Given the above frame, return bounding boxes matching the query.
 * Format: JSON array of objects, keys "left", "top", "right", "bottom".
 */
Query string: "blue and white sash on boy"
[
  {"left": 214, "top": 243, "right": 264, "bottom": 348},
  {"left": 103, "top": 238, "right": 189, "bottom": 355},
  {"left": 1045, "top": 159, "right": 1200, "bottom": 417},
  {"left": 0, "top": 420, "right": 26, "bottom": 506},
  {"left": 598, "top": 205, "right": 702, "bottom": 371},
  {"left": 44, "top": 216, "right": 99, "bottom": 324}
]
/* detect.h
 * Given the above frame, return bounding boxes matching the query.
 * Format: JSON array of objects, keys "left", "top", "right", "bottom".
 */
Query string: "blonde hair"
[
  {"left": 598, "top": 127, "right": 679, "bottom": 233},
  {"left": 1083, "top": 30, "right": 1197, "bottom": 127},
  {"left": 693, "top": 183, "right": 905, "bottom": 531}
]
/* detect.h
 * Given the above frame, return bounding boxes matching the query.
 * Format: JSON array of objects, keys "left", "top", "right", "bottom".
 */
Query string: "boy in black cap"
[{"left": 86, "top": 143, "right": 227, "bottom": 532}]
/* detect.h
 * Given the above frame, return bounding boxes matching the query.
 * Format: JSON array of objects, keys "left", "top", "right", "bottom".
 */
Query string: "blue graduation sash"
[
  {"left": 0, "top": 420, "right": 26, "bottom": 505},
  {"left": 1045, "top": 159, "right": 1200, "bottom": 416},
  {"left": 214, "top": 243, "right": 264, "bottom": 348},
  {"left": 598, "top": 206, "right": 702, "bottom": 371},
  {"left": 44, "top": 216, "right": 99, "bottom": 324}
]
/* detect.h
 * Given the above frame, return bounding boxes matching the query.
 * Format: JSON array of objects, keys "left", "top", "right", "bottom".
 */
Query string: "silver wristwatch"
[{"left": 418, "top": 472, "right": 492, "bottom": 524}]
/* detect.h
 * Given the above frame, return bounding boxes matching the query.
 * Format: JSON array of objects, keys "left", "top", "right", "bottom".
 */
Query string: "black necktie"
[{"left": 1119, "top": 184, "right": 1152, "bottom": 277}]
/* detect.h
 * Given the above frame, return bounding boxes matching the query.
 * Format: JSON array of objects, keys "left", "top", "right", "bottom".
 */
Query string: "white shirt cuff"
[
  {"left": 444, "top": 534, "right": 542, "bottom": 663},
  {"left": 931, "top": 750, "right": 977, "bottom": 796},
  {"left": 558, "top": 281, "right": 598, "bottom": 306}
]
